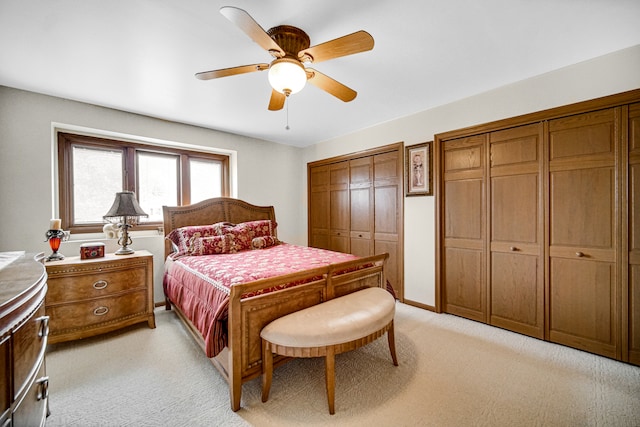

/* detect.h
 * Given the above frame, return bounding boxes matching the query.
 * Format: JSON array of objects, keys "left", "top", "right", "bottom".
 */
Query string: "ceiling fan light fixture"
[{"left": 268, "top": 58, "right": 307, "bottom": 95}]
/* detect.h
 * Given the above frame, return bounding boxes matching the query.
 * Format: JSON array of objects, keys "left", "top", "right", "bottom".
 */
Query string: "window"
[{"left": 58, "top": 132, "right": 229, "bottom": 233}]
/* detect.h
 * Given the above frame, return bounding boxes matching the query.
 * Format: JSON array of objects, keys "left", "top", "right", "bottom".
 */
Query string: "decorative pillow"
[
  {"left": 251, "top": 236, "right": 279, "bottom": 249},
  {"left": 166, "top": 222, "right": 233, "bottom": 257},
  {"left": 227, "top": 220, "right": 277, "bottom": 252},
  {"left": 189, "top": 234, "right": 236, "bottom": 256}
]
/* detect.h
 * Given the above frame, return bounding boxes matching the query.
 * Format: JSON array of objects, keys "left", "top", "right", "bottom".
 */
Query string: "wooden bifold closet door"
[
  {"left": 436, "top": 90, "right": 640, "bottom": 365},
  {"left": 441, "top": 124, "right": 544, "bottom": 337},
  {"left": 628, "top": 102, "right": 640, "bottom": 365},
  {"left": 308, "top": 143, "right": 404, "bottom": 300},
  {"left": 489, "top": 124, "right": 544, "bottom": 339},
  {"left": 547, "top": 108, "right": 619, "bottom": 359}
]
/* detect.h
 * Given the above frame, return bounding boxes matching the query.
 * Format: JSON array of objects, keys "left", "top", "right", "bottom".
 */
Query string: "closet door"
[
  {"left": 489, "top": 124, "right": 544, "bottom": 338},
  {"left": 629, "top": 102, "right": 640, "bottom": 365},
  {"left": 548, "top": 108, "right": 620, "bottom": 359},
  {"left": 373, "top": 150, "right": 403, "bottom": 297},
  {"left": 442, "top": 135, "right": 487, "bottom": 322},
  {"left": 329, "top": 162, "right": 350, "bottom": 253},
  {"left": 350, "top": 157, "right": 374, "bottom": 257},
  {"left": 309, "top": 165, "right": 330, "bottom": 249}
]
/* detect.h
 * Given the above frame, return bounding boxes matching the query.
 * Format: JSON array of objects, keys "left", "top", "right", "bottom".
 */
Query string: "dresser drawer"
[
  {"left": 47, "top": 290, "right": 148, "bottom": 334},
  {"left": 12, "top": 304, "right": 47, "bottom": 401},
  {"left": 46, "top": 265, "right": 147, "bottom": 303},
  {"left": 12, "top": 358, "right": 48, "bottom": 427},
  {"left": 0, "top": 336, "right": 9, "bottom": 423}
]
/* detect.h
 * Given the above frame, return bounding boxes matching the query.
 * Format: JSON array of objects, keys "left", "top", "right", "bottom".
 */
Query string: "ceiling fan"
[{"left": 195, "top": 6, "right": 374, "bottom": 111}]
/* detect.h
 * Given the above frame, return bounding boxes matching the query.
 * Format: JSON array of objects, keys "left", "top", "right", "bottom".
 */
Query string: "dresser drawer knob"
[
  {"left": 93, "top": 306, "right": 109, "bottom": 316},
  {"left": 37, "top": 376, "right": 49, "bottom": 401},
  {"left": 576, "top": 251, "right": 585, "bottom": 257},
  {"left": 36, "top": 315, "right": 50, "bottom": 338},
  {"left": 93, "top": 280, "right": 108, "bottom": 290}
]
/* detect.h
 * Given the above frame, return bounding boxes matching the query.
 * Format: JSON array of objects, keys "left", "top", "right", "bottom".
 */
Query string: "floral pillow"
[
  {"left": 227, "top": 220, "right": 277, "bottom": 252},
  {"left": 251, "top": 235, "right": 279, "bottom": 249},
  {"left": 166, "top": 222, "right": 233, "bottom": 257},
  {"left": 190, "top": 234, "right": 236, "bottom": 256}
]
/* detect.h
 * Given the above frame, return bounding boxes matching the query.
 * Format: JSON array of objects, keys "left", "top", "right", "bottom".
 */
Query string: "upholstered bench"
[{"left": 260, "top": 286, "right": 398, "bottom": 414}]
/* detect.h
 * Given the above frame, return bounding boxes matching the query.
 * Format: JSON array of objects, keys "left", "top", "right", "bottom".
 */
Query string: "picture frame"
[{"left": 405, "top": 142, "right": 433, "bottom": 196}]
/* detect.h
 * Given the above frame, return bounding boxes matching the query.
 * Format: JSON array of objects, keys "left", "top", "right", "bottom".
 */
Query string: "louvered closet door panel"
[
  {"left": 489, "top": 123, "right": 544, "bottom": 339},
  {"left": 629, "top": 102, "right": 640, "bottom": 365},
  {"left": 373, "top": 150, "right": 403, "bottom": 297},
  {"left": 443, "top": 135, "right": 487, "bottom": 322},
  {"left": 548, "top": 108, "right": 620, "bottom": 359},
  {"left": 309, "top": 165, "right": 330, "bottom": 249},
  {"left": 350, "top": 157, "right": 374, "bottom": 257},
  {"left": 329, "top": 162, "right": 350, "bottom": 253}
]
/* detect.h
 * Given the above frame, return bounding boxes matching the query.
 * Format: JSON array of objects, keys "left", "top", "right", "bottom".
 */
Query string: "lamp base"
[
  {"left": 114, "top": 246, "right": 135, "bottom": 255},
  {"left": 46, "top": 252, "right": 65, "bottom": 262}
]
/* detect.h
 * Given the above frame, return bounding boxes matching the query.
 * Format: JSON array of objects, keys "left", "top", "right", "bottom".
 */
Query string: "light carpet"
[{"left": 46, "top": 303, "right": 640, "bottom": 426}]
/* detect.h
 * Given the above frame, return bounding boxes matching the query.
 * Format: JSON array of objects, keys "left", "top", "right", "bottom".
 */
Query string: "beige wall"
[
  {"left": 1, "top": 45, "right": 638, "bottom": 306},
  {"left": 301, "top": 44, "right": 640, "bottom": 307}
]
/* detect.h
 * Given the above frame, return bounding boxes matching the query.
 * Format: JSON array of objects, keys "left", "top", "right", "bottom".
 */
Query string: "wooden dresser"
[
  {"left": 44, "top": 250, "right": 155, "bottom": 344},
  {"left": 0, "top": 252, "right": 50, "bottom": 427}
]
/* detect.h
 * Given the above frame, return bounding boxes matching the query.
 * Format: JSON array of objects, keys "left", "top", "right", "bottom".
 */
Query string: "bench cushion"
[{"left": 261, "top": 287, "right": 395, "bottom": 348}]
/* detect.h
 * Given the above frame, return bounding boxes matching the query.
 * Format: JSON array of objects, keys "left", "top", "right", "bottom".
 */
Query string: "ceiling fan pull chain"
[{"left": 285, "top": 96, "right": 290, "bottom": 130}]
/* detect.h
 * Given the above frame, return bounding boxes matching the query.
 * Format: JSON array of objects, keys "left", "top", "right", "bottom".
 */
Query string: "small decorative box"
[{"left": 80, "top": 242, "right": 105, "bottom": 259}]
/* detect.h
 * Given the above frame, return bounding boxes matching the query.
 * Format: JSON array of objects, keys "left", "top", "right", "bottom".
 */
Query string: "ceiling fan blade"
[
  {"left": 195, "top": 64, "right": 269, "bottom": 80},
  {"left": 268, "top": 89, "right": 286, "bottom": 111},
  {"left": 307, "top": 69, "right": 357, "bottom": 102},
  {"left": 220, "top": 6, "right": 284, "bottom": 57},
  {"left": 299, "top": 30, "right": 374, "bottom": 64}
]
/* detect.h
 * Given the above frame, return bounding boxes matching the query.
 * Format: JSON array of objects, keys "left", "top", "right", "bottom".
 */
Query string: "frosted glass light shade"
[{"left": 268, "top": 58, "right": 307, "bottom": 95}]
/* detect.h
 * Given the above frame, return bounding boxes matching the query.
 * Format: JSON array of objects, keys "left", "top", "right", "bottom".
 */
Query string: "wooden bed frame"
[{"left": 162, "top": 197, "right": 388, "bottom": 411}]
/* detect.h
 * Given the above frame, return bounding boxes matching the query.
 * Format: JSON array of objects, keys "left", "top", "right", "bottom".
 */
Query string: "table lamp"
[{"left": 103, "top": 191, "right": 148, "bottom": 255}]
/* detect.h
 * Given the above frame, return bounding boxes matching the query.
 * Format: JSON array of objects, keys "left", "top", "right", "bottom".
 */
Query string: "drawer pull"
[
  {"left": 510, "top": 246, "right": 518, "bottom": 252},
  {"left": 37, "top": 376, "right": 49, "bottom": 401},
  {"left": 576, "top": 251, "right": 585, "bottom": 257},
  {"left": 93, "top": 306, "right": 109, "bottom": 316},
  {"left": 36, "top": 315, "right": 50, "bottom": 338},
  {"left": 93, "top": 280, "right": 108, "bottom": 290}
]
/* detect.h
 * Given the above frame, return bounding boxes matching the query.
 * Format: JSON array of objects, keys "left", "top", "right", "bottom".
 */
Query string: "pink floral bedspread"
[{"left": 163, "top": 243, "right": 359, "bottom": 357}]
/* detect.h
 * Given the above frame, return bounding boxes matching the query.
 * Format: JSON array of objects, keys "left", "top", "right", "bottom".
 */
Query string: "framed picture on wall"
[{"left": 405, "top": 142, "right": 432, "bottom": 196}]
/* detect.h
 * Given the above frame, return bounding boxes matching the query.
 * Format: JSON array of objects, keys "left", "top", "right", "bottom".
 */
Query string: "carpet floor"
[{"left": 45, "top": 303, "right": 640, "bottom": 426}]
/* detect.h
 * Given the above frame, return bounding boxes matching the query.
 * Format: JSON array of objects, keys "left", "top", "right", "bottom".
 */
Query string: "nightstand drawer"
[
  {"left": 46, "top": 266, "right": 147, "bottom": 303},
  {"left": 47, "top": 290, "right": 148, "bottom": 335}
]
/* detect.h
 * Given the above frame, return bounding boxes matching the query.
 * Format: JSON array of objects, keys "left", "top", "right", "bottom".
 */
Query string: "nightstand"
[{"left": 44, "top": 250, "right": 155, "bottom": 344}]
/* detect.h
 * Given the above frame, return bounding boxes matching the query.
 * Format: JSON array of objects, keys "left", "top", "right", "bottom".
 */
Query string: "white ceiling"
[{"left": 1, "top": 1, "right": 639, "bottom": 148}]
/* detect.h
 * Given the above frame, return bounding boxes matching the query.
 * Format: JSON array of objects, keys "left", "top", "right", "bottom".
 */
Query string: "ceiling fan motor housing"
[{"left": 267, "top": 25, "right": 311, "bottom": 60}]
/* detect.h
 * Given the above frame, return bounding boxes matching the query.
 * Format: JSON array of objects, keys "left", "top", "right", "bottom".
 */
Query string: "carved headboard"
[{"left": 162, "top": 197, "right": 276, "bottom": 259}]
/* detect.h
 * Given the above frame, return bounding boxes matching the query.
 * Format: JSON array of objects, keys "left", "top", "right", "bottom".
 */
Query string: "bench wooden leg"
[
  {"left": 261, "top": 340, "right": 273, "bottom": 402},
  {"left": 324, "top": 346, "right": 336, "bottom": 415},
  {"left": 388, "top": 320, "right": 399, "bottom": 366}
]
